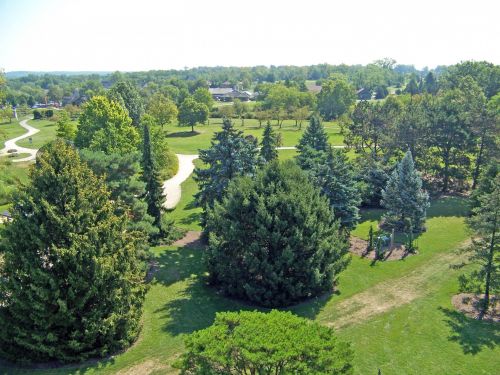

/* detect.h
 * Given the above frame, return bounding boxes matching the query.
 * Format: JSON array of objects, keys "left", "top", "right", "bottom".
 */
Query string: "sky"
[{"left": 1, "top": 0, "right": 499, "bottom": 72}]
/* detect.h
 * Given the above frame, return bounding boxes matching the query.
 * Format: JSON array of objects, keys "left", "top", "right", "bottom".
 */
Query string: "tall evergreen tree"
[
  {"left": 194, "top": 118, "right": 259, "bottom": 211},
  {"left": 381, "top": 151, "right": 429, "bottom": 232},
  {"left": 141, "top": 124, "right": 166, "bottom": 235},
  {"left": 461, "top": 175, "right": 499, "bottom": 318},
  {"left": 205, "top": 160, "right": 350, "bottom": 307},
  {"left": 313, "top": 148, "right": 361, "bottom": 230},
  {"left": 296, "top": 114, "right": 329, "bottom": 170},
  {"left": 0, "top": 140, "right": 147, "bottom": 363},
  {"left": 260, "top": 121, "right": 278, "bottom": 162}
]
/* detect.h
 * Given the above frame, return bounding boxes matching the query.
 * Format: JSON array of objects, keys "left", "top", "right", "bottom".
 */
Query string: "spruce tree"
[
  {"left": 296, "top": 114, "right": 330, "bottom": 170},
  {"left": 141, "top": 124, "right": 166, "bottom": 235},
  {"left": 260, "top": 121, "right": 278, "bottom": 162},
  {"left": 313, "top": 148, "right": 361, "bottom": 230},
  {"left": 0, "top": 140, "right": 146, "bottom": 363},
  {"left": 205, "top": 160, "right": 350, "bottom": 307},
  {"left": 381, "top": 151, "right": 429, "bottom": 232},
  {"left": 195, "top": 118, "right": 259, "bottom": 211}
]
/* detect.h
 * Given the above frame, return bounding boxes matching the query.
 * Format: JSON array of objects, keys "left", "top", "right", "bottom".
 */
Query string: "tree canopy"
[
  {"left": 0, "top": 140, "right": 146, "bottom": 363},
  {"left": 75, "top": 95, "right": 140, "bottom": 155},
  {"left": 205, "top": 160, "right": 350, "bottom": 307},
  {"left": 176, "top": 310, "right": 353, "bottom": 375}
]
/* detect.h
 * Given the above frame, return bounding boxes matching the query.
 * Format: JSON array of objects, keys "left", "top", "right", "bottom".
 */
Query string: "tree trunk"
[
  {"left": 480, "top": 214, "right": 497, "bottom": 319},
  {"left": 191, "top": 124, "right": 194, "bottom": 132},
  {"left": 472, "top": 133, "right": 485, "bottom": 190},
  {"left": 442, "top": 149, "right": 451, "bottom": 193}
]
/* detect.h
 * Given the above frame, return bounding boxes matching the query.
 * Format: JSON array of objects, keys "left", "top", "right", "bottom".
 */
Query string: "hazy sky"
[{"left": 1, "top": 0, "right": 499, "bottom": 72}]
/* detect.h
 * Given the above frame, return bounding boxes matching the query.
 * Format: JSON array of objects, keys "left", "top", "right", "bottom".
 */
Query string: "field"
[
  {"left": 167, "top": 118, "right": 343, "bottom": 154},
  {"left": 0, "top": 116, "right": 498, "bottom": 375}
]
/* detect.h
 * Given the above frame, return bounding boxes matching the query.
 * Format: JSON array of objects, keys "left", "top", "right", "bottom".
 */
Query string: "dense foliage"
[
  {"left": 205, "top": 160, "right": 349, "bottom": 307},
  {"left": 0, "top": 140, "right": 147, "bottom": 363},
  {"left": 461, "top": 173, "right": 499, "bottom": 317},
  {"left": 176, "top": 310, "right": 353, "bottom": 375},
  {"left": 75, "top": 95, "right": 140, "bottom": 154},
  {"left": 195, "top": 118, "right": 259, "bottom": 211},
  {"left": 381, "top": 151, "right": 429, "bottom": 232}
]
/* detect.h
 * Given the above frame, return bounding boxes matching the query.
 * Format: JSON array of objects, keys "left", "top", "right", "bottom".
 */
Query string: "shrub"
[
  {"left": 33, "top": 109, "right": 43, "bottom": 119},
  {"left": 205, "top": 160, "right": 350, "bottom": 307},
  {"left": 175, "top": 310, "right": 353, "bottom": 374}
]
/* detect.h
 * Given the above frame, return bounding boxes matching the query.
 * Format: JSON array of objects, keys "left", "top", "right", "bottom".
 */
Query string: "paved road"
[{"left": 0, "top": 117, "right": 39, "bottom": 162}]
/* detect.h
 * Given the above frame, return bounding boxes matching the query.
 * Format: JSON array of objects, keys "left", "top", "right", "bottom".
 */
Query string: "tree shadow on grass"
[
  {"left": 439, "top": 307, "right": 500, "bottom": 355},
  {"left": 152, "top": 242, "right": 334, "bottom": 336},
  {"left": 427, "top": 196, "right": 469, "bottom": 218},
  {"left": 166, "top": 131, "right": 200, "bottom": 138}
]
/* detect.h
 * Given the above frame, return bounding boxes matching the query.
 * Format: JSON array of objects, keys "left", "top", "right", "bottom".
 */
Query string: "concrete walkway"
[
  {"left": 163, "top": 154, "right": 199, "bottom": 209},
  {"left": 0, "top": 117, "right": 39, "bottom": 162}
]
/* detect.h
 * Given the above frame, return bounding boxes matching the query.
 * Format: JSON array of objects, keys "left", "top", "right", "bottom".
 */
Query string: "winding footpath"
[
  {"left": 162, "top": 145, "right": 345, "bottom": 209},
  {"left": 0, "top": 117, "right": 39, "bottom": 162}
]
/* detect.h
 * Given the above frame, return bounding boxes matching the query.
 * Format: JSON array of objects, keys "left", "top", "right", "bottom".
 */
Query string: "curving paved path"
[
  {"left": 162, "top": 145, "right": 346, "bottom": 209},
  {"left": 163, "top": 154, "right": 199, "bottom": 209},
  {"left": 0, "top": 117, "right": 39, "bottom": 162}
]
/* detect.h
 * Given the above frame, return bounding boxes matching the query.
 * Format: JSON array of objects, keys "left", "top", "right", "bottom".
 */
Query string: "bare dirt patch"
[
  {"left": 323, "top": 247, "right": 469, "bottom": 329},
  {"left": 172, "top": 230, "right": 204, "bottom": 249},
  {"left": 451, "top": 293, "right": 500, "bottom": 322},
  {"left": 349, "top": 236, "right": 415, "bottom": 261},
  {"left": 116, "top": 359, "right": 169, "bottom": 375}
]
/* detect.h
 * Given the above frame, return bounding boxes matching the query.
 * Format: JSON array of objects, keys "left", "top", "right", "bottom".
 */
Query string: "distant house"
[
  {"left": 209, "top": 88, "right": 254, "bottom": 102},
  {"left": 356, "top": 88, "right": 372, "bottom": 100},
  {"left": 0, "top": 210, "right": 12, "bottom": 223},
  {"left": 62, "top": 89, "right": 87, "bottom": 106}
]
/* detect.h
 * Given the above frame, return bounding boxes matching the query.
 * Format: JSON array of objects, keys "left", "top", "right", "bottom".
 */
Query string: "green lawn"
[
  {"left": 0, "top": 119, "right": 28, "bottom": 143},
  {"left": 167, "top": 118, "right": 343, "bottom": 154},
  {"left": 16, "top": 119, "right": 61, "bottom": 149},
  {"left": 2, "top": 197, "right": 497, "bottom": 374},
  {"left": 0, "top": 160, "right": 30, "bottom": 206}
]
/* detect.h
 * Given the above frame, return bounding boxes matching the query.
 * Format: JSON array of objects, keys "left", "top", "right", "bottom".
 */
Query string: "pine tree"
[
  {"left": 313, "top": 148, "right": 361, "bottom": 230},
  {"left": 461, "top": 175, "right": 499, "bottom": 318},
  {"left": 141, "top": 124, "right": 166, "bottom": 235},
  {"left": 381, "top": 151, "right": 429, "bottom": 232},
  {"left": 0, "top": 140, "right": 147, "bottom": 363},
  {"left": 260, "top": 121, "right": 278, "bottom": 162},
  {"left": 296, "top": 114, "right": 330, "bottom": 170},
  {"left": 195, "top": 118, "right": 259, "bottom": 211},
  {"left": 205, "top": 160, "right": 350, "bottom": 307}
]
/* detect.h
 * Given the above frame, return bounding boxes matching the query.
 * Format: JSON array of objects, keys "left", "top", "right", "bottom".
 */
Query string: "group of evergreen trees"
[{"left": 0, "top": 81, "right": 176, "bottom": 363}]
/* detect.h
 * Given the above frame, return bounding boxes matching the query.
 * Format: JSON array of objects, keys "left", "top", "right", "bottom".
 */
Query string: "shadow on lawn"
[
  {"left": 166, "top": 131, "right": 200, "bottom": 138},
  {"left": 439, "top": 307, "right": 499, "bottom": 355},
  {"left": 153, "top": 243, "right": 332, "bottom": 336}
]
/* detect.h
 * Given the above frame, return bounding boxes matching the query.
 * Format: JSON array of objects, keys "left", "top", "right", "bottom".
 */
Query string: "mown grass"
[
  {"left": 2, "top": 197, "right": 497, "bottom": 375},
  {"left": 167, "top": 118, "right": 343, "bottom": 154},
  {"left": 0, "top": 118, "right": 27, "bottom": 142},
  {"left": 16, "top": 119, "right": 62, "bottom": 149}
]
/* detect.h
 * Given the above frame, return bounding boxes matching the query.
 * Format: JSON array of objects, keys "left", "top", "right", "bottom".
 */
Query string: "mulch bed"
[
  {"left": 349, "top": 236, "right": 416, "bottom": 261},
  {"left": 451, "top": 293, "right": 500, "bottom": 322}
]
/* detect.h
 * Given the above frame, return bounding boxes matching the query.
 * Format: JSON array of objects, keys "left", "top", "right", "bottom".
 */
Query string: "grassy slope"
[
  {"left": 0, "top": 118, "right": 27, "bottom": 142},
  {"left": 2, "top": 198, "right": 498, "bottom": 375}
]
